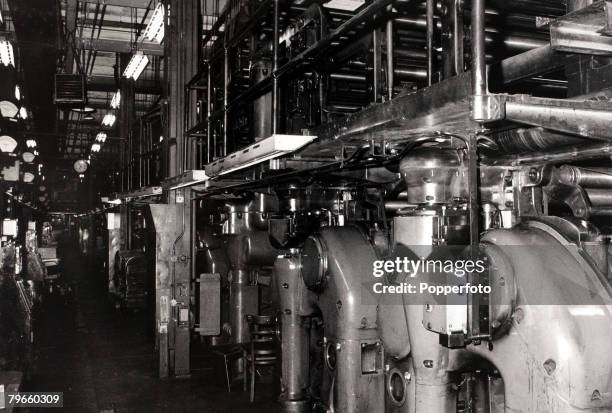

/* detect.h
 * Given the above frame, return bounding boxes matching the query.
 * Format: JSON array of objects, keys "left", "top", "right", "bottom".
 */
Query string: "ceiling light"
[
  {"left": 142, "top": 3, "right": 165, "bottom": 43},
  {"left": 204, "top": 134, "right": 317, "bottom": 177},
  {"left": 26, "top": 139, "right": 37, "bottom": 148},
  {"left": 110, "top": 90, "right": 120, "bottom": 109},
  {"left": 123, "top": 53, "right": 149, "bottom": 81},
  {"left": 96, "top": 132, "right": 107, "bottom": 143},
  {"left": 19, "top": 106, "right": 27, "bottom": 119},
  {"left": 102, "top": 113, "right": 116, "bottom": 127},
  {"left": 323, "top": 0, "right": 365, "bottom": 11},
  {"left": 0, "top": 135, "right": 18, "bottom": 153},
  {"left": 0, "top": 40, "right": 14, "bottom": 67},
  {"left": 14, "top": 86, "right": 21, "bottom": 101},
  {"left": 22, "top": 152, "right": 35, "bottom": 163},
  {"left": 91, "top": 143, "right": 101, "bottom": 153}
]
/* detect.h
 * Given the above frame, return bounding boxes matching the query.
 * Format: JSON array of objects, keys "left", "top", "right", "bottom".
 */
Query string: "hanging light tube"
[
  {"left": 102, "top": 113, "right": 116, "bottom": 127},
  {"left": 96, "top": 132, "right": 107, "bottom": 143},
  {"left": 91, "top": 143, "right": 101, "bottom": 153},
  {"left": 123, "top": 52, "right": 149, "bottom": 81},
  {"left": 110, "top": 90, "right": 121, "bottom": 109},
  {"left": 142, "top": 3, "right": 165, "bottom": 43},
  {"left": 0, "top": 40, "right": 14, "bottom": 67}
]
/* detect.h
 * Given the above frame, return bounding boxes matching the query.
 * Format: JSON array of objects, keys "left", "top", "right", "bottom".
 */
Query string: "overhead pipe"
[
  {"left": 206, "top": 63, "right": 212, "bottom": 163},
  {"left": 471, "top": 0, "right": 487, "bottom": 101},
  {"left": 484, "top": 142, "right": 612, "bottom": 166},
  {"left": 272, "top": 0, "right": 280, "bottom": 135},
  {"left": 426, "top": 0, "right": 435, "bottom": 85},
  {"left": 386, "top": 18, "right": 395, "bottom": 100}
]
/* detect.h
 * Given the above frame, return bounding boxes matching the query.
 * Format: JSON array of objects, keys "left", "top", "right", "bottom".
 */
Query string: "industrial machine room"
[{"left": 0, "top": 0, "right": 612, "bottom": 411}]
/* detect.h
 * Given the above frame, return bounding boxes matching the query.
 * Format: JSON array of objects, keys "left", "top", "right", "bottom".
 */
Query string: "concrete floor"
[{"left": 22, "top": 251, "right": 278, "bottom": 413}]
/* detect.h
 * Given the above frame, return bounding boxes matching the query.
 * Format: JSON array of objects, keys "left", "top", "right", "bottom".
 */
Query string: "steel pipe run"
[
  {"left": 272, "top": 0, "right": 280, "bottom": 135},
  {"left": 223, "top": 47, "right": 229, "bottom": 156},
  {"left": 471, "top": 0, "right": 487, "bottom": 99},
  {"left": 386, "top": 19, "right": 395, "bottom": 100},
  {"left": 206, "top": 63, "right": 212, "bottom": 163},
  {"left": 485, "top": 142, "right": 612, "bottom": 166},
  {"left": 274, "top": 255, "right": 314, "bottom": 413},
  {"left": 559, "top": 166, "right": 612, "bottom": 188},
  {"left": 505, "top": 98, "right": 612, "bottom": 140},
  {"left": 426, "top": 0, "right": 434, "bottom": 85}
]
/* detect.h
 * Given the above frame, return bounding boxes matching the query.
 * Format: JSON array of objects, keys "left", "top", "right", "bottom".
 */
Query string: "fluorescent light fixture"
[
  {"left": 14, "top": 85, "right": 20, "bottom": 101},
  {"left": 165, "top": 170, "right": 209, "bottom": 190},
  {"left": 204, "top": 134, "right": 317, "bottom": 177},
  {"left": 142, "top": 3, "right": 165, "bottom": 43},
  {"left": 26, "top": 139, "right": 37, "bottom": 148},
  {"left": 102, "top": 197, "right": 122, "bottom": 205},
  {"left": 91, "top": 143, "right": 101, "bottom": 153},
  {"left": 323, "top": 0, "right": 365, "bottom": 11},
  {"left": 110, "top": 90, "right": 121, "bottom": 109},
  {"left": 19, "top": 106, "right": 27, "bottom": 119},
  {"left": 96, "top": 132, "right": 107, "bottom": 143},
  {"left": 102, "top": 113, "right": 116, "bottom": 127},
  {"left": 0, "top": 40, "right": 14, "bottom": 67},
  {"left": 123, "top": 53, "right": 149, "bottom": 81}
]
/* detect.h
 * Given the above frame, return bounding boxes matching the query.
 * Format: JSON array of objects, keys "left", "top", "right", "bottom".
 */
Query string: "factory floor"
[{"left": 21, "top": 248, "right": 278, "bottom": 413}]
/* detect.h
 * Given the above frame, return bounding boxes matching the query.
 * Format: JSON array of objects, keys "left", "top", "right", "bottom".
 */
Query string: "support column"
[
  {"left": 120, "top": 54, "right": 136, "bottom": 192},
  {"left": 157, "top": 0, "right": 199, "bottom": 378},
  {"left": 150, "top": 200, "right": 192, "bottom": 378},
  {"left": 165, "top": 0, "right": 199, "bottom": 176}
]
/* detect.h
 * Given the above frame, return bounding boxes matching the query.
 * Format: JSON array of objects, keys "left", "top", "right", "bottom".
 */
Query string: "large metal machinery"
[{"left": 189, "top": 0, "right": 612, "bottom": 411}]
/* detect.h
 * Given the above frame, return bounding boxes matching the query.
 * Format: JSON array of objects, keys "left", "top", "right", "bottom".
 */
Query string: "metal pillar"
[
  {"left": 158, "top": 0, "right": 199, "bottom": 378},
  {"left": 386, "top": 19, "right": 394, "bottom": 99},
  {"left": 272, "top": 0, "right": 281, "bottom": 134},
  {"left": 106, "top": 212, "right": 124, "bottom": 294},
  {"left": 426, "top": 0, "right": 435, "bottom": 85},
  {"left": 120, "top": 54, "right": 135, "bottom": 192},
  {"left": 150, "top": 202, "right": 192, "bottom": 378},
  {"left": 166, "top": 0, "right": 199, "bottom": 176}
]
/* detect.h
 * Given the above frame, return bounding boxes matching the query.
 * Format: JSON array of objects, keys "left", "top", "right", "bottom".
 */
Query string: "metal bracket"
[{"left": 470, "top": 94, "right": 506, "bottom": 123}]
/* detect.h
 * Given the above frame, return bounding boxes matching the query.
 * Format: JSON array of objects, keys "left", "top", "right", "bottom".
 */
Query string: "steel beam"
[
  {"left": 84, "top": 0, "right": 152, "bottom": 8},
  {"left": 76, "top": 38, "right": 164, "bottom": 56},
  {"left": 550, "top": 0, "right": 612, "bottom": 55},
  {"left": 88, "top": 76, "right": 161, "bottom": 94},
  {"left": 505, "top": 94, "right": 612, "bottom": 139}
]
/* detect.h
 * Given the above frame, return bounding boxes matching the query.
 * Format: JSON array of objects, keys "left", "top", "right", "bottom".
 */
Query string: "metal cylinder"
[
  {"left": 252, "top": 60, "right": 273, "bottom": 141},
  {"left": 559, "top": 166, "right": 612, "bottom": 189},
  {"left": 471, "top": 0, "right": 487, "bottom": 97},
  {"left": 274, "top": 256, "right": 312, "bottom": 410},
  {"left": 229, "top": 269, "right": 258, "bottom": 344},
  {"left": 386, "top": 18, "right": 395, "bottom": 100},
  {"left": 585, "top": 188, "right": 612, "bottom": 207},
  {"left": 399, "top": 147, "right": 467, "bottom": 204}
]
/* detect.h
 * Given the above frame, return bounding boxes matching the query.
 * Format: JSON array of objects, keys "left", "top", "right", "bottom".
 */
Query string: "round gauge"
[{"left": 74, "top": 159, "right": 88, "bottom": 173}]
